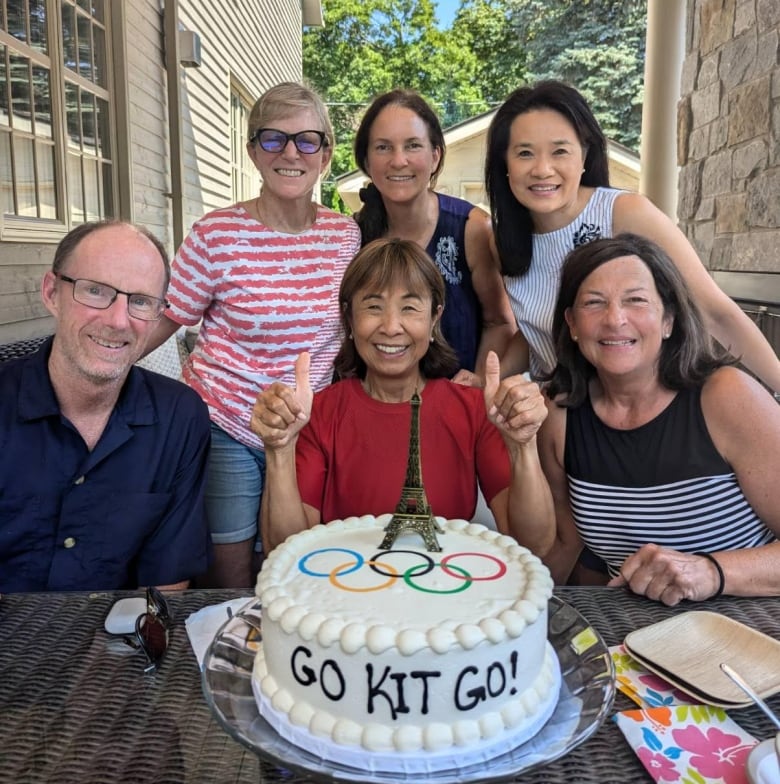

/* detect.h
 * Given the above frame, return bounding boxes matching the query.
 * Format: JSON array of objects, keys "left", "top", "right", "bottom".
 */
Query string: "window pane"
[
  {"left": 0, "top": 45, "right": 9, "bottom": 128},
  {"left": 32, "top": 65, "right": 52, "bottom": 138},
  {"left": 68, "top": 151, "right": 84, "bottom": 223},
  {"left": 81, "top": 91, "right": 95, "bottom": 153},
  {"left": 77, "top": 13, "right": 92, "bottom": 81},
  {"left": 95, "top": 95, "right": 110, "bottom": 157},
  {"left": 0, "top": 133, "right": 13, "bottom": 214},
  {"left": 14, "top": 135, "right": 36, "bottom": 216},
  {"left": 64, "top": 81, "right": 80, "bottom": 148},
  {"left": 7, "top": 0, "right": 26, "bottom": 42},
  {"left": 92, "top": 22, "right": 105, "bottom": 87},
  {"left": 101, "top": 160, "right": 113, "bottom": 217},
  {"left": 37, "top": 140, "right": 56, "bottom": 218},
  {"left": 9, "top": 54, "right": 32, "bottom": 133},
  {"left": 92, "top": 0, "right": 104, "bottom": 24},
  {"left": 61, "top": 1, "right": 77, "bottom": 73},
  {"left": 83, "top": 156, "right": 99, "bottom": 221},
  {"left": 29, "top": 0, "right": 48, "bottom": 54}
]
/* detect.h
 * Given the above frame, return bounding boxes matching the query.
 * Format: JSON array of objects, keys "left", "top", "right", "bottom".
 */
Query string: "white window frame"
[{"left": 0, "top": 0, "right": 116, "bottom": 243}]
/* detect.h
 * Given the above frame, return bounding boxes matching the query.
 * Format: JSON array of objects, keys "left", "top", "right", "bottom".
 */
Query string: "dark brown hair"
[
  {"left": 545, "top": 233, "right": 736, "bottom": 407},
  {"left": 485, "top": 80, "right": 610, "bottom": 276},
  {"left": 353, "top": 90, "right": 445, "bottom": 245}
]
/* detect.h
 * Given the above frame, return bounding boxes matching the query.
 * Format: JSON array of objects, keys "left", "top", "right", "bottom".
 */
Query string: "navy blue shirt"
[
  {"left": 425, "top": 193, "right": 482, "bottom": 373},
  {"left": 0, "top": 338, "right": 212, "bottom": 592}
]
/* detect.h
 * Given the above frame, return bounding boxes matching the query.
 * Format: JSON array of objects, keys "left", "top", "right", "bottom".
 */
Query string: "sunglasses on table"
[
  {"left": 248, "top": 128, "right": 328, "bottom": 154},
  {"left": 126, "top": 587, "right": 172, "bottom": 673}
]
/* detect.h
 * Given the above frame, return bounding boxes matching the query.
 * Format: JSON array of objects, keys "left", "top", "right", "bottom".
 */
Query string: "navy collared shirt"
[{"left": 0, "top": 338, "right": 211, "bottom": 592}]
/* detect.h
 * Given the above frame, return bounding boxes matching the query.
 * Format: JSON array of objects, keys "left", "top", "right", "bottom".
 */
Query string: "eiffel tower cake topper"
[{"left": 379, "top": 390, "right": 444, "bottom": 552}]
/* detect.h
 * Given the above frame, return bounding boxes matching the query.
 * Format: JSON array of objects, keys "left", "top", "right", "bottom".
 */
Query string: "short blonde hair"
[{"left": 247, "top": 81, "right": 333, "bottom": 149}]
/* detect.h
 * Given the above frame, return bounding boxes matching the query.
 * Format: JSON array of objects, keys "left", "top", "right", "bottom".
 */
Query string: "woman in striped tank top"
[
  {"left": 537, "top": 234, "right": 780, "bottom": 605},
  {"left": 485, "top": 80, "right": 780, "bottom": 394}
]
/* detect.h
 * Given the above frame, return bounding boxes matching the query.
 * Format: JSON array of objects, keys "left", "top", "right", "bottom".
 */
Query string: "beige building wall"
[{"left": 677, "top": 0, "right": 779, "bottom": 277}]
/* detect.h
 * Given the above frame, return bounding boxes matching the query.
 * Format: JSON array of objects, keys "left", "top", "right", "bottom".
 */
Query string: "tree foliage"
[{"left": 511, "top": 0, "right": 647, "bottom": 150}]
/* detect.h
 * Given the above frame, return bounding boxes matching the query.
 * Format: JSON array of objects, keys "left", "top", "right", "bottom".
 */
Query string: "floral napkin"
[{"left": 610, "top": 645, "right": 759, "bottom": 783}]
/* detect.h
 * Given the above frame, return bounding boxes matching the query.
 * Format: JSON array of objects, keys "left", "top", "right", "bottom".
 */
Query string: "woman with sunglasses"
[
  {"left": 146, "top": 82, "right": 360, "bottom": 589},
  {"left": 353, "top": 90, "right": 519, "bottom": 387}
]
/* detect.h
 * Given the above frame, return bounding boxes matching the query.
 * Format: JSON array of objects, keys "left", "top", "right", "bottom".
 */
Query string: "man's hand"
[
  {"left": 483, "top": 351, "right": 546, "bottom": 444},
  {"left": 250, "top": 352, "right": 313, "bottom": 450}
]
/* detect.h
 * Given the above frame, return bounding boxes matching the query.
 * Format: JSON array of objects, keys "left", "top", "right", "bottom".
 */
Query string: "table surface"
[{"left": 2, "top": 587, "right": 779, "bottom": 784}]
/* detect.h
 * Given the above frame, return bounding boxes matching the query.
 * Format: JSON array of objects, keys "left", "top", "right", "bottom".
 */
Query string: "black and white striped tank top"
[{"left": 564, "top": 386, "right": 774, "bottom": 577}]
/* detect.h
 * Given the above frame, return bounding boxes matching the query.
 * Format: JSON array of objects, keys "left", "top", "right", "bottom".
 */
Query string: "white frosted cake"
[{"left": 252, "top": 515, "right": 559, "bottom": 774}]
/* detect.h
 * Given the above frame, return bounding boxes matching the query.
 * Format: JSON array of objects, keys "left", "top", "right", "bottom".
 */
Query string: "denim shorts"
[{"left": 205, "top": 423, "right": 266, "bottom": 547}]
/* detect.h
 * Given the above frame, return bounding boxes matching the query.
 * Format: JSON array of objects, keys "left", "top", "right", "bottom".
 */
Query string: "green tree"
[
  {"left": 449, "top": 0, "right": 529, "bottom": 109},
  {"left": 511, "top": 0, "right": 647, "bottom": 150}
]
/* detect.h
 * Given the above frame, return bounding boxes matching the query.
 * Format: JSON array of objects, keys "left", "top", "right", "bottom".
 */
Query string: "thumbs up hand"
[
  {"left": 483, "top": 351, "right": 547, "bottom": 445},
  {"left": 250, "top": 352, "right": 314, "bottom": 450}
]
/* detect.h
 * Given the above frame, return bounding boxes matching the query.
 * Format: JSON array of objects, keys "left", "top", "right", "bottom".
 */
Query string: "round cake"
[{"left": 252, "top": 515, "right": 559, "bottom": 774}]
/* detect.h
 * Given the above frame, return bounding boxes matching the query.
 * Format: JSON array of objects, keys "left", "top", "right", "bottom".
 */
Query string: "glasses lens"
[
  {"left": 294, "top": 132, "right": 324, "bottom": 154},
  {"left": 127, "top": 294, "right": 165, "bottom": 321},
  {"left": 73, "top": 279, "right": 115, "bottom": 309},
  {"left": 257, "top": 129, "right": 287, "bottom": 153}
]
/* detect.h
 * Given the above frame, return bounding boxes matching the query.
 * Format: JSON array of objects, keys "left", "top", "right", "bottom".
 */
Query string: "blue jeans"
[{"left": 206, "top": 423, "right": 266, "bottom": 548}]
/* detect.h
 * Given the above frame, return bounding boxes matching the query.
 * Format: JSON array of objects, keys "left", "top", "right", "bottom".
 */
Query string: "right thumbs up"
[{"left": 294, "top": 351, "right": 314, "bottom": 420}]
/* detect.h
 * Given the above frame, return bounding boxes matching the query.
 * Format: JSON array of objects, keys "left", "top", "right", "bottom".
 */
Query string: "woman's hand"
[
  {"left": 250, "top": 352, "right": 313, "bottom": 450},
  {"left": 608, "top": 543, "right": 723, "bottom": 606},
  {"left": 483, "top": 351, "right": 546, "bottom": 444},
  {"left": 451, "top": 368, "right": 484, "bottom": 387}
]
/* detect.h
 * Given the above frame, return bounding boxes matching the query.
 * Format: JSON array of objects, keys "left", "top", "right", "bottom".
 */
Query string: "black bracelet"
[{"left": 695, "top": 552, "right": 725, "bottom": 599}]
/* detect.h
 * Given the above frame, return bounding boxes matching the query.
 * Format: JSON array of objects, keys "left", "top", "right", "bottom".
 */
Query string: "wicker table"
[{"left": 1, "top": 588, "right": 778, "bottom": 783}]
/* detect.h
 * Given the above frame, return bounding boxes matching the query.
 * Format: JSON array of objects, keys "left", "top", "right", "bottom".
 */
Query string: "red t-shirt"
[{"left": 296, "top": 378, "right": 510, "bottom": 522}]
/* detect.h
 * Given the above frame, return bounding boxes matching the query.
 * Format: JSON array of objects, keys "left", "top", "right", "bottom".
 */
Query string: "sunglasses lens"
[
  {"left": 295, "top": 132, "right": 322, "bottom": 153},
  {"left": 257, "top": 130, "right": 286, "bottom": 152},
  {"left": 136, "top": 614, "right": 169, "bottom": 671},
  {"left": 134, "top": 587, "right": 171, "bottom": 672}
]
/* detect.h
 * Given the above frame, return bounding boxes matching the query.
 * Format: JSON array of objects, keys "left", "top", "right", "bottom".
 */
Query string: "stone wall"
[{"left": 677, "top": 0, "right": 779, "bottom": 274}]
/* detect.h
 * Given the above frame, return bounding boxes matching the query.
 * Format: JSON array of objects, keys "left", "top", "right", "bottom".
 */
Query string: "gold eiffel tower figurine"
[{"left": 380, "top": 391, "right": 444, "bottom": 552}]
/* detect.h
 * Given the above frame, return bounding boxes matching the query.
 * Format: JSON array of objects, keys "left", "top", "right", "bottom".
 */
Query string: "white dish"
[{"left": 746, "top": 738, "right": 780, "bottom": 784}]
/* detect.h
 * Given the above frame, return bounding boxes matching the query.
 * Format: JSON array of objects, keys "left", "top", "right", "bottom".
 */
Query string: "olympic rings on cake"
[{"left": 297, "top": 548, "right": 508, "bottom": 593}]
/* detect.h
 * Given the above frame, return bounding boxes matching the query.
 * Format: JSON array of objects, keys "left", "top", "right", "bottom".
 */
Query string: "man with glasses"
[{"left": 0, "top": 220, "right": 211, "bottom": 592}]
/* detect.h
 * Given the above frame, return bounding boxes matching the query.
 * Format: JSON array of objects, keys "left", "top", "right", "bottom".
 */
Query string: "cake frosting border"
[{"left": 258, "top": 515, "right": 552, "bottom": 656}]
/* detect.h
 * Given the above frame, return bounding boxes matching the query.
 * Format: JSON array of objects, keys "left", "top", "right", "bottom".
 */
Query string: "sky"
[{"left": 435, "top": 0, "right": 460, "bottom": 27}]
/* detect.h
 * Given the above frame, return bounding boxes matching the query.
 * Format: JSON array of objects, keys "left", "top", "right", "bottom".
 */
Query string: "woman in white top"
[{"left": 485, "top": 79, "right": 780, "bottom": 392}]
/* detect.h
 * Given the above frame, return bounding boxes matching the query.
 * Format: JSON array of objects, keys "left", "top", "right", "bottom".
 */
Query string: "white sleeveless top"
[{"left": 504, "top": 187, "right": 622, "bottom": 379}]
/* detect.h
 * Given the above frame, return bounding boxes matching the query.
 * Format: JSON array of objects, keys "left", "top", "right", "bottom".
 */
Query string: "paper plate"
[{"left": 624, "top": 611, "right": 780, "bottom": 708}]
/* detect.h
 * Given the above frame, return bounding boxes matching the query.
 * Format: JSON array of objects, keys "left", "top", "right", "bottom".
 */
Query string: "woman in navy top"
[{"left": 353, "top": 89, "right": 519, "bottom": 383}]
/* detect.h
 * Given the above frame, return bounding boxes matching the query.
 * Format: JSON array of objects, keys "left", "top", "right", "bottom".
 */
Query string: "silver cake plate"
[{"left": 201, "top": 596, "right": 615, "bottom": 783}]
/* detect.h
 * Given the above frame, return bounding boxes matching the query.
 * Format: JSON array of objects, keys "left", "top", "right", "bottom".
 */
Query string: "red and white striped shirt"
[{"left": 166, "top": 203, "right": 361, "bottom": 449}]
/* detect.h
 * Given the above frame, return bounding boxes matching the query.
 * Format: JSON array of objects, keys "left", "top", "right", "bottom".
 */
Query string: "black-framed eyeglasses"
[
  {"left": 132, "top": 587, "right": 171, "bottom": 673},
  {"left": 57, "top": 274, "right": 169, "bottom": 321},
  {"left": 249, "top": 128, "right": 328, "bottom": 154}
]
